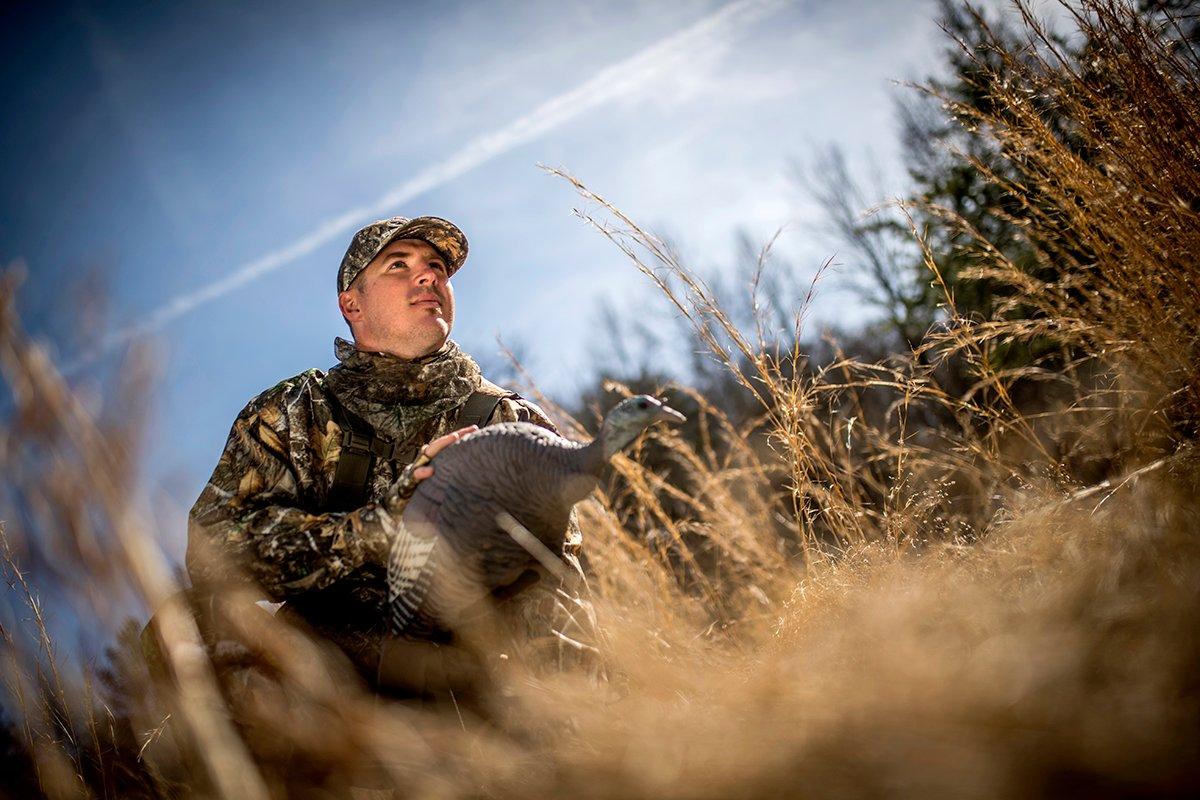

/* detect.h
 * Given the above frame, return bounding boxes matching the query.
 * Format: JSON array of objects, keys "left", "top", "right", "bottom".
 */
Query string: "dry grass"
[{"left": 2, "top": 1, "right": 1198, "bottom": 797}]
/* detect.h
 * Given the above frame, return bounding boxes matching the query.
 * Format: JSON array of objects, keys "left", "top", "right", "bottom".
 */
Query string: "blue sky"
[{"left": 3, "top": 0, "right": 961, "bottom": 573}]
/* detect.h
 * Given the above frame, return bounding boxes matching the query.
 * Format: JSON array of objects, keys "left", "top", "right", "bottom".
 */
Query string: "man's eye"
[
  {"left": 389, "top": 261, "right": 407, "bottom": 270},
  {"left": 431, "top": 263, "right": 446, "bottom": 272}
]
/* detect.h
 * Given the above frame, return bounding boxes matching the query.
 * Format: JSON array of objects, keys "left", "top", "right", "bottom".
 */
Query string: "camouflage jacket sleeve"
[{"left": 186, "top": 381, "right": 391, "bottom": 599}]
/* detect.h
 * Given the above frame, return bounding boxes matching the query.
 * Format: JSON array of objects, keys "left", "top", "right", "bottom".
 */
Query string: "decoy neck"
[{"left": 579, "top": 395, "right": 686, "bottom": 474}]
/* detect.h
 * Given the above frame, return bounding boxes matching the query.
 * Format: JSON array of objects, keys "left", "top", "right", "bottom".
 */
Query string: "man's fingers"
[
  {"left": 395, "top": 425, "right": 479, "bottom": 500},
  {"left": 422, "top": 424, "right": 479, "bottom": 458}
]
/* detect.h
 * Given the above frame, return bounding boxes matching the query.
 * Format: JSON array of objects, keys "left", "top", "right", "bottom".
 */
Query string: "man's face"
[{"left": 338, "top": 238, "right": 456, "bottom": 359}]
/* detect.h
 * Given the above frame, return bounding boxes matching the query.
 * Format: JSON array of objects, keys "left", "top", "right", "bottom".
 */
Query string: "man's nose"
[{"left": 413, "top": 264, "right": 441, "bottom": 287}]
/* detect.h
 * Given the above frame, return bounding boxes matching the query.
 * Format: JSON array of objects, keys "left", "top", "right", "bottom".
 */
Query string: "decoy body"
[{"left": 386, "top": 394, "right": 685, "bottom": 635}]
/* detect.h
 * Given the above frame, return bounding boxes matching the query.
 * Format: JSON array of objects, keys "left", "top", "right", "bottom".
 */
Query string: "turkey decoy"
[{"left": 386, "top": 394, "right": 685, "bottom": 635}]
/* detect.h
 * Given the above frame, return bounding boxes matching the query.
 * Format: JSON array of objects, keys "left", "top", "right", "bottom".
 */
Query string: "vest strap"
[
  {"left": 326, "top": 391, "right": 382, "bottom": 512},
  {"left": 453, "top": 391, "right": 505, "bottom": 432}
]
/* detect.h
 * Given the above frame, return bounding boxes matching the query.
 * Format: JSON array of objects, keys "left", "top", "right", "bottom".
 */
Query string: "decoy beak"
[{"left": 655, "top": 403, "right": 687, "bottom": 425}]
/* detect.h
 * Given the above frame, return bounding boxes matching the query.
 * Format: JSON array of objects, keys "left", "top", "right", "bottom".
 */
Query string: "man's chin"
[{"left": 411, "top": 322, "right": 451, "bottom": 354}]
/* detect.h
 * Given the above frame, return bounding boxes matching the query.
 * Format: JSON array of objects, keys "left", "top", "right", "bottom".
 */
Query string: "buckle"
[{"left": 340, "top": 429, "right": 373, "bottom": 453}]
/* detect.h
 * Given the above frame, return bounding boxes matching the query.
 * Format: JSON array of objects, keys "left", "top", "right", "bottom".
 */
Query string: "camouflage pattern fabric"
[
  {"left": 337, "top": 216, "right": 468, "bottom": 293},
  {"left": 325, "top": 336, "right": 480, "bottom": 444},
  {"left": 186, "top": 336, "right": 581, "bottom": 677}
]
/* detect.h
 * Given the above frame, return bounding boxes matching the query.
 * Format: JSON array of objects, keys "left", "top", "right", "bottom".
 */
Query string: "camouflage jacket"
[{"left": 186, "top": 337, "right": 579, "bottom": 674}]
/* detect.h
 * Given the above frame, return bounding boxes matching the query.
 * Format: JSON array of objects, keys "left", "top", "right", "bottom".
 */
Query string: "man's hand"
[
  {"left": 386, "top": 425, "right": 479, "bottom": 512},
  {"left": 407, "top": 424, "right": 479, "bottom": 482}
]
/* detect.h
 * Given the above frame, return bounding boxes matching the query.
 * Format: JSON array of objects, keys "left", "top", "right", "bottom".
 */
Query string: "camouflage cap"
[{"left": 337, "top": 216, "right": 468, "bottom": 293}]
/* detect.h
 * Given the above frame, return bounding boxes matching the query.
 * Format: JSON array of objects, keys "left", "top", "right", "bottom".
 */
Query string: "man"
[{"left": 186, "top": 215, "right": 579, "bottom": 690}]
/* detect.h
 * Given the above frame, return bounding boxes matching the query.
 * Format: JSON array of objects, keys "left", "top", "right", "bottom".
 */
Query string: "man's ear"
[{"left": 338, "top": 289, "right": 361, "bottom": 321}]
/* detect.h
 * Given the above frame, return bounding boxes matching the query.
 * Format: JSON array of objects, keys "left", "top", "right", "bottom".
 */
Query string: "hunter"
[{"left": 185, "top": 215, "right": 581, "bottom": 693}]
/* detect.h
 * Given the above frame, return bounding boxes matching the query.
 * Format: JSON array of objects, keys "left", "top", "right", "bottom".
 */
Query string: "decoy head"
[{"left": 599, "top": 395, "right": 686, "bottom": 459}]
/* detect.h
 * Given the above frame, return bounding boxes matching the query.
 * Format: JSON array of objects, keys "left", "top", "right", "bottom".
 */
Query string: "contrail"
[{"left": 65, "top": 0, "right": 789, "bottom": 372}]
